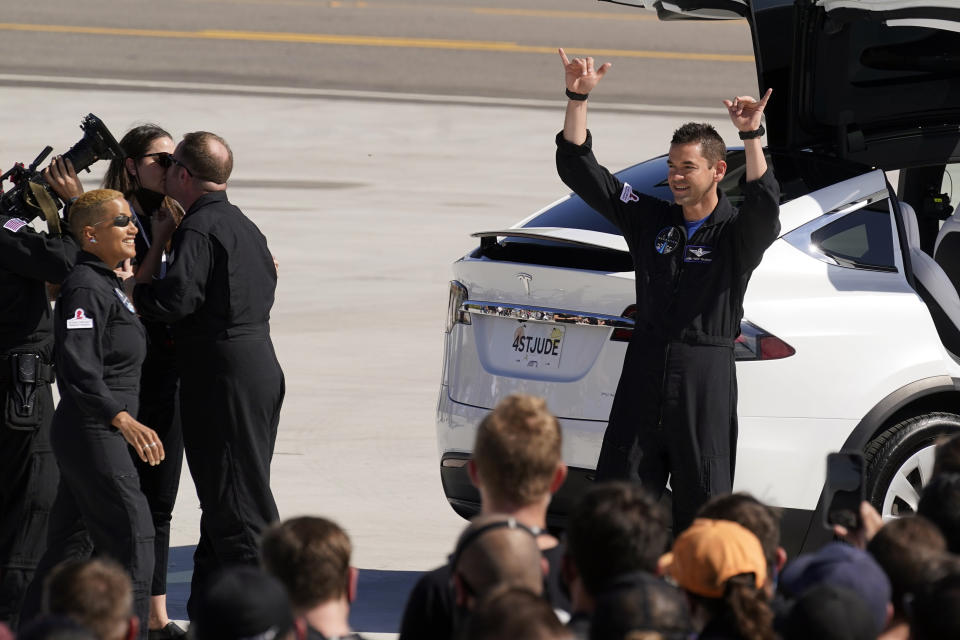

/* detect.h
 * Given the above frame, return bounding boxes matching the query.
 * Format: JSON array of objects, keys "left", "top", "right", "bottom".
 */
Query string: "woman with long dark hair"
[{"left": 102, "top": 125, "right": 185, "bottom": 640}]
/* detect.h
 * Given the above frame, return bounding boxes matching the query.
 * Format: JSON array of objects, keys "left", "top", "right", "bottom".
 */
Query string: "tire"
[{"left": 865, "top": 412, "right": 960, "bottom": 518}]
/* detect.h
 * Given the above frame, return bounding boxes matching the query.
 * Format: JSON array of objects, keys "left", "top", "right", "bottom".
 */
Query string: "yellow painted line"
[{"left": 0, "top": 23, "right": 754, "bottom": 62}]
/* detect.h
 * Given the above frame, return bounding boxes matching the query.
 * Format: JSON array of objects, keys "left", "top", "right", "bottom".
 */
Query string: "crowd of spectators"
[{"left": 5, "top": 392, "right": 960, "bottom": 640}]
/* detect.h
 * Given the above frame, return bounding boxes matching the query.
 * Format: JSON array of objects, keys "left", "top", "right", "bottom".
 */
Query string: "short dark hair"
[
  {"left": 934, "top": 432, "right": 960, "bottom": 476},
  {"left": 670, "top": 122, "right": 726, "bottom": 167},
  {"left": 867, "top": 515, "right": 947, "bottom": 617},
  {"left": 44, "top": 559, "right": 132, "bottom": 640},
  {"left": 473, "top": 394, "right": 562, "bottom": 506},
  {"left": 590, "top": 573, "right": 693, "bottom": 640},
  {"left": 102, "top": 124, "right": 173, "bottom": 197},
  {"left": 261, "top": 516, "right": 352, "bottom": 611},
  {"left": 697, "top": 493, "right": 781, "bottom": 572},
  {"left": 180, "top": 131, "right": 233, "bottom": 184},
  {"left": 918, "top": 472, "right": 960, "bottom": 553},
  {"left": 466, "top": 587, "right": 571, "bottom": 640},
  {"left": 909, "top": 572, "right": 960, "bottom": 640},
  {"left": 567, "top": 482, "right": 669, "bottom": 595}
]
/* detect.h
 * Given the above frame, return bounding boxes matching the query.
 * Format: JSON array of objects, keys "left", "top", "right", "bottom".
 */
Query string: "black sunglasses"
[
  {"left": 148, "top": 152, "right": 196, "bottom": 176},
  {"left": 93, "top": 214, "right": 134, "bottom": 228},
  {"left": 142, "top": 152, "right": 172, "bottom": 167}
]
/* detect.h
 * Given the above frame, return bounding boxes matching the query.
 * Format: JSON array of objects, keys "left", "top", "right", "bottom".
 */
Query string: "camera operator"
[{"left": 0, "top": 158, "right": 79, "bottom": 626}]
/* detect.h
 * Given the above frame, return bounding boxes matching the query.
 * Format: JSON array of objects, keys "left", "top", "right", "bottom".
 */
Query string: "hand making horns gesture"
[
  {"left": 723, "top": 88, "right": 773, "bottom": 133},
  {"left": 559, "top": 48, "right": 612, "bottom": 96}
]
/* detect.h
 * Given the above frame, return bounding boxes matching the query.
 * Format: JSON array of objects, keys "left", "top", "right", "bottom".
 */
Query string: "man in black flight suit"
[
  {"left": 129, "top": 132, "right": 285, "bottom": 616},
  {"left": 0, "top": 193, "right": 77, "bottom": 624},
  {"left": 554, "top": 49, "right": 781, "bottom": 533}
]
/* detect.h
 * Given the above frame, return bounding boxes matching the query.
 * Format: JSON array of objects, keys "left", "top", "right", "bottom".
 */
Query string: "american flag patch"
[{"left": 2, "top": 218, "right": 26, "bottom": 233}]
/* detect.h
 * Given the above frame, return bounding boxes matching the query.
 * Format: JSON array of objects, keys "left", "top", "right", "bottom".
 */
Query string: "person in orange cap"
[{"left": 659, "top": 518, "right": 774, "bottom": 640}]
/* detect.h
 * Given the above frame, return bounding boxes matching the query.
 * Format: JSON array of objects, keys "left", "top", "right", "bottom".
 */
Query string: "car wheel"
[{"left": 864, "top": 412, "right": 960, "bottom": 519}]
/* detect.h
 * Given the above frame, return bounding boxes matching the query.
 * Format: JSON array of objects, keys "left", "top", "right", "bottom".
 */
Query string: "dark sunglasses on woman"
[
  {"left": 142, "top": 152, "right": 174, "bottom": 169},
  {"left": 93, "top": 214, "right": 134, "bottom": 228}
]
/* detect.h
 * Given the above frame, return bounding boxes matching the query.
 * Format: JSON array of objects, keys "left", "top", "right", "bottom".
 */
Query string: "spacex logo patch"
[
  {"left": 654, "top": 226, "right": 682, "bottom": 255},
  {"left": 619, "top": 183, "right": 640, "bottom": 204}
]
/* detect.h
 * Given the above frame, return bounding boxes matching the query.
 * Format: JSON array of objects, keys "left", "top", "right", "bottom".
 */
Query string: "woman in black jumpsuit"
[
  {"left": 47, "top": 125, "right": 185, "bottom": 638},
  {"left": 20, "top": 191, "right": 164, "bottom": 640}
]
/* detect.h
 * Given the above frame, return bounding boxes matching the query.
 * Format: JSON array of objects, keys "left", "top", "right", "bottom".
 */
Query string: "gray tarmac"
[
  {"left": 0, "top": 84, "right": 734, "bottom": 633},
  {"left": 0, "top": 0, "right": 755, "bottom": 108}
]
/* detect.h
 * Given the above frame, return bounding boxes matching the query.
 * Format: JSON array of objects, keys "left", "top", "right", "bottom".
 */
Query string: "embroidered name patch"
[
  {"left": 620, "top": 183, "right": 640, "bottom": 204},
  {"left": 654, "top": 226, "right": 682, "bottom": 255},
  {"left": 66, "top": 308, "right": 94, "bottom": 329},
  {"left": 684, "top": 245, "right": 714, "bottom": 263},
  {"left": 2, "top": 218, "right": 26, "bottom": 233},
  {"left": 114, "top": 288, "right": 136, "bottom": 313}
]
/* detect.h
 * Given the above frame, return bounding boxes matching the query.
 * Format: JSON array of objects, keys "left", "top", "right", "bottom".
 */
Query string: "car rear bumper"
[{"left": 440, "top": 451, "right": 598, "bottom": 528}]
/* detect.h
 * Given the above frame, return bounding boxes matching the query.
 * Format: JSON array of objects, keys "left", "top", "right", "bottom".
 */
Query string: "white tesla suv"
[{"left": 437, "top": 0, "right": 960, "bottom": 554}]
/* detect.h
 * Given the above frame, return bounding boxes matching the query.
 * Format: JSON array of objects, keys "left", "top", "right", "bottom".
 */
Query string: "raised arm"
[
  {"left": 723, "top": 88, "right": 772, "bottom": 182},
  {"left": 559, "top": 48, "right": 611, "bottom": 145}
]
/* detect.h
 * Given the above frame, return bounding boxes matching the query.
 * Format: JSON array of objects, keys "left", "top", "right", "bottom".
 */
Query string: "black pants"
[
  {"left": 0, "top": 383, "right": 57, "bottom": 626},
  {"left": 132, "top": 344, "right": 183, "bottom": 597},
  {"left": 178, "top": 339, "right": 284, "bottom": 618},
  {"left": 596, "top": 341, "right": 737, "bottom": 534},
  {"left": 20, "top": 396, "right": 155, "bottom": 640}
]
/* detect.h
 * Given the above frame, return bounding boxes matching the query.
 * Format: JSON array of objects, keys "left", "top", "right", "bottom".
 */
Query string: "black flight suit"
[
  {"left": 0, "top": 215, "right": 76, "bottom": 625},
  {"left": 556, "top": 131, "right": 780, "bottom": 532},
  {"left": 129, "top": 202, "right": 184, "bottom": 599},
  {"left": 133, "top": 191, "right": 285, "bottom": 617},
  {"left": 19, "top": 251, "right": 154, "bottom": 639}
]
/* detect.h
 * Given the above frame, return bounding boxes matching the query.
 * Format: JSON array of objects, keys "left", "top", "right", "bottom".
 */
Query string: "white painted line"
[{"left": 0, "top": 73, "right": 721, "bottom": 115}]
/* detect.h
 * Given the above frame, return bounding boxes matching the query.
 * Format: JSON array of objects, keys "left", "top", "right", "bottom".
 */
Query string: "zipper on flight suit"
[{"left": 657, "top": 224, "right": 691, "bottom": 428}]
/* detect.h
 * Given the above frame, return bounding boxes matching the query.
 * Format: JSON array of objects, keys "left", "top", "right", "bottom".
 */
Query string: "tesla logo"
[{"left": 516, "top": 272, "right": 532, "bottom": 296}]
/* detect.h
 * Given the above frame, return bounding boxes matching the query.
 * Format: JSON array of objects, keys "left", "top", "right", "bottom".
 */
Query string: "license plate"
[{"left": 508, "top": 322, "right": 565, "bottom": 371}]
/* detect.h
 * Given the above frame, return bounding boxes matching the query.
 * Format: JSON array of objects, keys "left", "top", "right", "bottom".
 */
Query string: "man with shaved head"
[
  {"left": 452, "top": 514, "right": 546, "bottom": 609},
  {"left": 130, "top": 132, "right": 284, "bottom": 616},
  {"left": 449, "top": 514, "right": 548, "bottom": 637}
]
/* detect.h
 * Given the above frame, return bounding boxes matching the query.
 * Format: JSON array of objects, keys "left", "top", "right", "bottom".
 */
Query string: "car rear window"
[
  {"left": 478, "top": 150, "right": 872, "bottom": 270},
  {"left": 521, "top": 150, "right": 872, "bottom": 233}
]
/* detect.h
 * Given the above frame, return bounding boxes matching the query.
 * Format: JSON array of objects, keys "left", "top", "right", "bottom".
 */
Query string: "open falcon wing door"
[{"left": 600, "top": 0, "right": 748, "bottom": 20}]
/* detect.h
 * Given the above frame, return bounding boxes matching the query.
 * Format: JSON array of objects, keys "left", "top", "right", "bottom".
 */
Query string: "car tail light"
[
  {"left": 610, "top": 312, "right": 794, "bottom": 360},
  {"left": 610, "top": 304, "right": 637, "bottom": 342},
  {"left": 735, "top": 321, "right": 795, "bottom": 361},
  {"left": 446, "top": 280, "right": 471, "bottom": 333}
]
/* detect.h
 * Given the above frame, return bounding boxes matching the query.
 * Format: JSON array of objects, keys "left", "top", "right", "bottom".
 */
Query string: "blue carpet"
[{"left": 165, "top": 546, "right": 423, "bottom": 634}]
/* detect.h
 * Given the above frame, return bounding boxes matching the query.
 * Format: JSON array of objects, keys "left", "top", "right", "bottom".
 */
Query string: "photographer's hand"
[{"left": 42, "top": 156, "right": 84, "bottom": 201}]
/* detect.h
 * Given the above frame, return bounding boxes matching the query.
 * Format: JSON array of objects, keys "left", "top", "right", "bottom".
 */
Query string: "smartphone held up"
[{"left": 824, "top": 452, "right": 866, "bottom": 531}]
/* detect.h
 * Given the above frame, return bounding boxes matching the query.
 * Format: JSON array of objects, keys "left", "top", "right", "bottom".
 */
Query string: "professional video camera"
[{"left": 0, "top": 114, "right": 124, "bottom": 233}]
